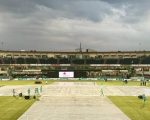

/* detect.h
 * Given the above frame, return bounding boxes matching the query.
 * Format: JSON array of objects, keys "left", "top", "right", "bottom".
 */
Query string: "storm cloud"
[{"left": 0, "top": 0, "right": 150, "bottom": 51}]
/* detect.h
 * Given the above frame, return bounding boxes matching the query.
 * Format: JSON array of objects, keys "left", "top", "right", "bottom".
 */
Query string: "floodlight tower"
[{"left": 80, "top": 42, "right": 82, "bottom": 53}]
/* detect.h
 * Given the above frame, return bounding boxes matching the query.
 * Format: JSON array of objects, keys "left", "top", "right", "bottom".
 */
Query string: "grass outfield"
[
  {"left": 96, "top": 80, "right": 142, "bottom": 86},
  {"left": 0, "top": 80, "right": 54, "bottom": 85},
  {"left": 108, "top": 96, "right": 150, "bottom": 120},
  {"left": 0, "top": 79, "right": 149, "bottom": 86},
  {"left": 0, "top": 80, "right": 98, "bottom": 85},
  {"left": 0, "top": 96, "right": 36, "bottom": 120}
]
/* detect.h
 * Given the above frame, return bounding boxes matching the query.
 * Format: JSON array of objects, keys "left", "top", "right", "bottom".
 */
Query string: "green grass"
[
  {"left": 0, "top": 96, "right": 36, "bottom": 120},
  {"left": 108, "top": 96, "right": 150, "bottom": 120},
  {"left": 0, "top": 79, "right": 100, "bottom": 85},
  {"left": 54, "top": 80, "right": 98, "bottom": 82},
  {"left": 97, "top": 80, "right": 141, "bottom": 86},
  {"left": 0, "top": 79, "right": 149, "bottom": 87},
  {"left": 0, "top": 80, "right": 54, "bottom": 85}
]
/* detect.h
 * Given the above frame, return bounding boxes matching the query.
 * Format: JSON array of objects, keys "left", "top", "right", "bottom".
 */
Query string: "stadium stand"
[
  {"left": 25, "top": 58, "right": 38, "bottom": 64},
  {"left": 86, "top": 58, "right": 104, "bottom": 64},
  {"left": 16, "top": 58, "right": 25, "bottom": 64},
  {"left": 47, "top": 58, "right": 58, "bottom": 64},
  {"left": 105, "top": 58, "right": 118, "bottom": 64},
  {"left": 72, "top": 59, "right": 85, "bottom": 64},
  {"left": 59, "top": 58, "right": 71, "bottom": 64},
  {"left": 3, "top": 58, "right": 15, "bottom": 64},
  {"left": 141, "top": 56, "right": 150, "bottom": 64},
  {"left": 0, "top": 50, "right": 149, "bottom": 79},
  {"left": 39, "top": 58, "right": 48, "bottom": 64},
  {"left": 119, "top": 58, "right": 139, "bottom": 64},
  {"left": 0, "top": 58, "right": 3, "bottom": 64}
]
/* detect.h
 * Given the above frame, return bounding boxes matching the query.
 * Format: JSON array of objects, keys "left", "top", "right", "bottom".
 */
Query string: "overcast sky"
[{"left": 0, "top": 0, "right": 150, "bottom": 51}]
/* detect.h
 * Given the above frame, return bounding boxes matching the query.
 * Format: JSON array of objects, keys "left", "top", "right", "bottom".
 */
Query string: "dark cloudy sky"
[{"left": 0, "top": 0, "right": 150, "bottom": 51}]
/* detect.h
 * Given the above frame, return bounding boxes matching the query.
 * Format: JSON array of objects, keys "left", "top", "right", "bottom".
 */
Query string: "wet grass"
[
  {"left": 0, "top": 80, "right": 54, "bottom": 85},
  {"left": 97, "top": 80, "right": 141, "bottom": 86},
  {"left": 109, "top": 96, "right": 150, "bottom": 120},
  {"left": 0, "top": 96, "right": 36, "bottom": 120}
]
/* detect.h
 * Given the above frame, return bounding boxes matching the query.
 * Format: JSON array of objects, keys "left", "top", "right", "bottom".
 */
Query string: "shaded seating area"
[
  {"left": 119, "top": 58, "right": 139, "bottom": 64},
  {"left": 25, "top": 58, "right": 38, "bottom": 64},
  {"left": 16, "top": 58, "right": 25, "bottom": 64},
  {"left": 0, "top": 58, "right": 3, "bottom": 64},
  {"left": 46, "top": 58, "right": 58, "bottom": 64},
  {"left": 72, "top": 59, "right": 85, "bottom": 64},
  {"left": 0, "top": 56, "right": 145, "bottom": 65},
  {"left": 3, "top": 58, "right": 15, "bottom": 64},
  {"left": 141, "top": 56, "right": 150, "bottom": 64},
  {"left": 59, "top": 58, "right": 71, "bottom": 64},
  {"left": 39, "top": 58, "right": 48, "bottom": 64},
  {"left": 105, "top": 59, "right": 118, "bottom": 64},
  {"left": 86, "top": 58, "right": 104, "bottom": 64},
  {"left": 38, "top": 58, "right": 57, "bottom": 64}
]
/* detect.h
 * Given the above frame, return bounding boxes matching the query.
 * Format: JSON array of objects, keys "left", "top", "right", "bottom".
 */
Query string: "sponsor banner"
[
  {"left": 90, "top": 64, "right": 101, "bottom": 66},
  {"left": 23, "top": 69, "right": 41, "bottom": 72},
  {"left": 90, "top": 64, "right": 121, "bottom": 66},
  {"left": 59, "top": 71, "right": 74, "bottom": 78},
  {"left": 102, "top": 70, "right": 114, "bottom": 73},
  {"left": 135, "top": 68, "right": 142, "bottom": 72},
  {"left": 59, "top": 64, "right": 71, "bottom": 66},
  {"left": 120, "top": 70, "right": 128, "bottom": 73},
  {"left": 51, "top": 64, "right": 60, "bottom": 66},
  {"left": 131, "top": 64, "right": 150, "bottom": 67},
  {"left": 29, "top": 64, "right": 51, "bottom": 66},
  {"left": 90, "top": 64, "right": 150, "bottom": 67}
]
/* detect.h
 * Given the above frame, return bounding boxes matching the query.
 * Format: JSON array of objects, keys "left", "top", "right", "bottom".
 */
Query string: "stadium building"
[{"left": 0, "top": 50, "right": 150, "bottom": 80}]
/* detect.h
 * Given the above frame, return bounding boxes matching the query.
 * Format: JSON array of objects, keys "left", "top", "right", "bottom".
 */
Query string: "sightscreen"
[{"left": 59, "top": 71, "right": 74, "bottom": 78}]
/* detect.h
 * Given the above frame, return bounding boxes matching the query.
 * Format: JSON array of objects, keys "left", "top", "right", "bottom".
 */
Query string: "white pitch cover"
[{"left": 59, "top": 71, "right": 74, "bottom": 78}]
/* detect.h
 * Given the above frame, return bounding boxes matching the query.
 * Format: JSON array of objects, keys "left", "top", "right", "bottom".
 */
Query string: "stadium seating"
[
  {"left": 0, "top": 58, "right": 3, "bottom": 64},
  {"left": 105, "top": 59, "right": 118, "bottom": 64},
  {"left": 119, "top": 58, "right": 139, "bottom": 64},
  {"left": 0, "top": 56, "right": 147, "bottom": 65},
  {"left": 16, "top": 58, "right": 25, "bottom": 64},
  {"left": 59, "top": 58, "right": 71, "bottom": 64},
  {"left": 86, "top": 58, "right": 104, "bottom": 64},
  {"left": 47, "top": 58, "right": 57, "bottom": 64},
  {"left": 39, "top": 58, "right": 47, "bottom": 64},
  {"left": 72, "top": 59, "right": 85, "bottom": 64},
  {"left": 141, "top": 56, "right": 150, "bottom": 64},
  {"left": 0, "top": 50, "right": 149, "bottom": 79},
  {"left": 3, "top": 58, "right": 15, "bottom": 64},
  {"left": 25, "top": 58, "right": 38, "bottom": 64}
]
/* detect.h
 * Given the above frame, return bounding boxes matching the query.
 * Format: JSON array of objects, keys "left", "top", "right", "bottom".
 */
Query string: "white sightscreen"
[{"left": 59, "top": 71, "right": 74, "bottom": 78}]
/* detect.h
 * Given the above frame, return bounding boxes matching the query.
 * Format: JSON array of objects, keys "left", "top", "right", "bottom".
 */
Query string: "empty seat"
[
  {"left": 120, "top": 58, "right": 139, "bottom": 64},
  {"left": 39, "top": 58, "right": 47, "bottom": 64},
  {"left": 105, "top": 59, "right": 118, "bottom": 64},
  {"left": 141, "top": 56, "right": 150, "bottom": 64},
  {"left": 72, "top": 59, "right": 85, "bottom": 64},
  {"left": 16, "top": 58, "right": 25, "bottom": 64},
  {"left": 3, "top": 58, "right": 15, "bottom": 64},
  {"left": 59, "top": 58, "right": 71, "bottom": 64},
  {"left": 25, "top": 58, "right": 38, "bottom": 64},
  {"left": 86, "top": 59, "right": 104, "bottom": 64},
  {"left": 47, "top": 58, "right": 57, "bottom": 64}
]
